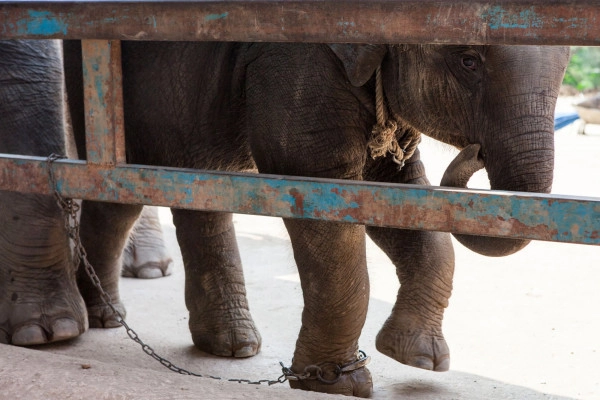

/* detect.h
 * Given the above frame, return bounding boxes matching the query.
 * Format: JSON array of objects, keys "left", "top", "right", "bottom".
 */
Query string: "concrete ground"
[{"left": 1, "top": 98, "right": 599, "bottom": 399}]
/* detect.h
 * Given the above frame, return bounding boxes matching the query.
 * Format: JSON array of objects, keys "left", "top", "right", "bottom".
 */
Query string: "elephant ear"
[{"left": 328, "top": 44, "right": 387, "bottom": 87}]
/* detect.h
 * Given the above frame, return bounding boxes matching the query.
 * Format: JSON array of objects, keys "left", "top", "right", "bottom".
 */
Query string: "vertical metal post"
[{"left": 81, "top": 40, "right": 126, "bottom": 165}]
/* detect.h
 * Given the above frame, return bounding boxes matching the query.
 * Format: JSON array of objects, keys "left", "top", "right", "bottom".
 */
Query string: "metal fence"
[{"left": 0, "top": 0, "right": 598, "bottom": 245}]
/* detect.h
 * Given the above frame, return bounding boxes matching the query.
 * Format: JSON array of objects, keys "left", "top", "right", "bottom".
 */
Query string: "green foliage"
[{"left": 563, "top": 47, "right": 600, "bottom": 92}]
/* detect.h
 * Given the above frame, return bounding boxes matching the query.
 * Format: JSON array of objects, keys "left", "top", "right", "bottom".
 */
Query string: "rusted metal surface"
[
  {"left": 0, "top": 3, "right": 598, "bottom": 249},
  {"left": 0, "top": 154, "right": 599, "bottom": 245},
  {"left": 0, "top": 1, "right": 599, "bottom": 45},
  {"left": 81, "top": 39, "right": 125, "bottom": 165}
]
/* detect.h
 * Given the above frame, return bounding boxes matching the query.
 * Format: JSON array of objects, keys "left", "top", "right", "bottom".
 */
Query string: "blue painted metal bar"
[
  {"left": 0, "top": 1, "right": 598, "bottom": 250},
  {"left": 81, "top": 39, "right": 125, "bottom": 165},
  {"left": 0, "top": 1, "right": 599, "bottom": 45},
  {"left": 0, "top": 154, "right": 599, "bottom": 245}
]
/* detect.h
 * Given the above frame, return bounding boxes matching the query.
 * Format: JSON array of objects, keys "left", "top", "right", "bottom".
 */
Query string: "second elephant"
[
  {"left": 0, "top": 40, "right": 171, "bottom": 349},
  {"left": 62, "top": 41, "right": 570, "bottom": 397}
]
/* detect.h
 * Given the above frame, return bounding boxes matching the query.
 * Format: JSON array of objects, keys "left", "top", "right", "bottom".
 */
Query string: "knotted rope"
[{"left": 368, "top": 66, "right": 421, "bottom": 169}]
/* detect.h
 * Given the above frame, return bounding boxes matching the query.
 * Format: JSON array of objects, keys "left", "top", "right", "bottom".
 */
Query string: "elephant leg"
[
  {"left": 0, "top": 193, "right": 88, "bottom": 345},
  {"left": 171, "top": 209, "right": 261, "bottom": 358},
  {"left": 368, "top": 228, "right": 453, "bottom": 371},
  {"left": 365, "top": 149, "right": 453, "bottom": 371},
  {"left": 0, "top": 40, "right": 87, "bottom": 345},
  {"left": 284, "top": 219, "right": 372, "bottom": 397},
  {"left": 77, "top": 200, "right": 143, "bottom": 328},
  {"left": 243, "top": 42, "right": 373, "bottom": 396},
  {"left": 242, "top": 44, "right": 373, "bottom": 397},
  {"left": 122, "top": 206, "right": 173, "bottom": 279}
]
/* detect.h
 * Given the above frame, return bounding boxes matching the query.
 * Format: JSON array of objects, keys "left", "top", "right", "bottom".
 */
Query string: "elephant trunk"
[
  {"left": 441, "top": 143, "right": 536, "bottom": 257},
  {"left": 438, "top": 45, "right": 562, "bottom": 257},
  {"left": 441, "top": 111, "right": 556, "bottom": 256}
]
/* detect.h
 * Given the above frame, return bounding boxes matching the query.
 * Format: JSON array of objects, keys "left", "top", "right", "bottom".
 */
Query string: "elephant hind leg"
[
  {"left": 0, "top": 192, "right": 88, "bottom": 346},
  {"left": 77, "top": 201, "right": 143, "bottom": 329},
  {"left": 172, "top": 209, "right": 261, "bottom": 358},
  {"left": 122, "top": 206, "right": 173, "bottom": 279}
]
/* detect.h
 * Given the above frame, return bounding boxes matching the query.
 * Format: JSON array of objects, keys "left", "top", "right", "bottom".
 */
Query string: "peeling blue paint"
[
  {"left": 16, "top": 10, "right": 68, "bottom": 36},
  {"left": 337, "top": 21, "right": 356, "bottom": 28},
  {"left": 94, "top": 75, "right": 105, "bottom": 106},
  {"left": 205, "top": 12, "right": 228, "bottom": 22},
  {"left": 481, "top": 6, "right": 543, "bottom": 30},
  {"left": 337, "top": 20, "right": 356, "bottom": 36},
  {"left": 553, "top": 16, "right": 587, "bottom": 30},
  {"left": 2, "top": 154, "right": 599, "bottom": 245}
]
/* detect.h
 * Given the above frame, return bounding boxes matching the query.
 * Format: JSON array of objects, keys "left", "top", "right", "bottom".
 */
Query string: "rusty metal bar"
[
  {"left": 0, "top": 154, "right": 598, "bottom": 245},
  {"left": 0, "top": 1, "right": 599, "bottom": 45},
  {"left": 81, "top": 39, "right": 125, "bottom": 165},
  {"left": 0, "top": 1, "right": 598, "bottom": 250}
]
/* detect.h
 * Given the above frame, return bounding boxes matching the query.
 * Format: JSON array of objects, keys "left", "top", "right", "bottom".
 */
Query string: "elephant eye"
[{"left": 461, "top": 56, "right": 478, "bottom": 71}]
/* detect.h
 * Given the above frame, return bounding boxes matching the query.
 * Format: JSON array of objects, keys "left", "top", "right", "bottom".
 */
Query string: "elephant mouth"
[{"left": 440, "top": 144, "right": 531, "bottom": 257}]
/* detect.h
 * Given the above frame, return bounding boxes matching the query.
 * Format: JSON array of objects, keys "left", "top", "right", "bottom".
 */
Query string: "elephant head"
[{"left": 330, "top": 43, "right": 570, "bottom": 257}]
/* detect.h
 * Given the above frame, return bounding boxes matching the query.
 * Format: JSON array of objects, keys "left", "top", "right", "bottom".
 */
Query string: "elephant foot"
[
  {"left": 189, "top": 308, "right": 261, "bottom": 358},
  {"left": 122, "top": 206, "right": 173, "bottom": 279},
  {"left": 376, "top": 314, "right": 449, "bottom": 371},
  {"left": 121, "top": 259, "right": 173, "bottom": 279},
  {"left": 87, "top": 301, "right": 126, "bottom": 329},
  {"left": 0, "top": 267, "right": 88, "bottom": 346},
  {"left": 287, "top": 353, "right": 373, "bottom": 398}
]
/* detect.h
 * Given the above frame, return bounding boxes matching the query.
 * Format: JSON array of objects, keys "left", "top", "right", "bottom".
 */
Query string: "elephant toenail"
[
  {"left": 234, "top": 345, "right": 257, "bottom": 358},
  {"left": 12, "top": 325, "right": 48, "bottom": 346},
  {"left": 52, "top": 318, "right": 83, "bottom": 342}
]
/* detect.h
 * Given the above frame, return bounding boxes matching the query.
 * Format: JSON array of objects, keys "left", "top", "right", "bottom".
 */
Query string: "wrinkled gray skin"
[
  {"left": 122, "top": 206, "right": 173, "bottom": 279},
  {"left": 61, "top": 41, "right": 569, "bottom": 397},
  {"left": 0, "top": 40, "right": 87, "bottom": 346},
  {"left": 0, "top": 40, "right": 171, "bottom": 347},
  {"left": 0, "top": 38, "right": 568, "bottom": 398}
]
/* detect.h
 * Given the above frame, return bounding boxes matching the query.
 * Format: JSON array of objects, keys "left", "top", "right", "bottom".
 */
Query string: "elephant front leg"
[
  {"left": 285, "top": 219, "right": 373, "bottom": 398},
  {"left": 77, "top": 201, "right": 143, "bottom": 328},
  {"left": 367, "top": 227, "right": 453, "bottom": 371},
  {"left": 171, "top": 210, "right": 260, "bottom": 358},
  {"left": 0, "top": 192, "right": 87, "bottom": 345}
]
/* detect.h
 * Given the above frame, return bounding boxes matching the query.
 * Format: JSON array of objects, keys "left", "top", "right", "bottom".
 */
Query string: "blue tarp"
[{"left": 554, "top": 110, "right": 580, "bottom": 130}]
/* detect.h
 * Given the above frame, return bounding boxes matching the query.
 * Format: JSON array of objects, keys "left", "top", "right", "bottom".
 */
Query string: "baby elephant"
[
  {"left": 0, "top": 37, "right": 569, "bottom": 399},
  {"left": 61, "top": 40, "right": 569, "bottom": 398}
]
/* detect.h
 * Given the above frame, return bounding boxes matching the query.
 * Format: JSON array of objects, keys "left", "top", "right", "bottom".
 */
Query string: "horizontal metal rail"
[
  {"left": 1, "top": 154, "right": 599, "bottom": 245},
  {"left": 0, "top": 2, "right": 598, "bottom": 247},
  {"left": 0, "top": 1, "right": 598, "bottom": 45}
]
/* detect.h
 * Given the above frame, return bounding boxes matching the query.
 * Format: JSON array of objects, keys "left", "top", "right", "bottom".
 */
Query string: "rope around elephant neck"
[{"left": 368, "top": 66, "right": 421, "bottom": 169}]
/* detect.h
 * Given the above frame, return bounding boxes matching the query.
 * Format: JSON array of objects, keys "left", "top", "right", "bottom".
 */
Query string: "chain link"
[
  {"left": 46, "top": 154, "right": 286, "bottom": 386},
  {"left": 279, "top": 350, "right": 370, "bottom": 384}
]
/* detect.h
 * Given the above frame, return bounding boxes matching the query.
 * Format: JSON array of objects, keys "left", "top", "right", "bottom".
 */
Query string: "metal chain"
[
  {"left": 280, "top": 350, "right": 371, "bottom": 384},
  {"left": 46, "top": 154, "right": 286, "bottom": 386}
]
